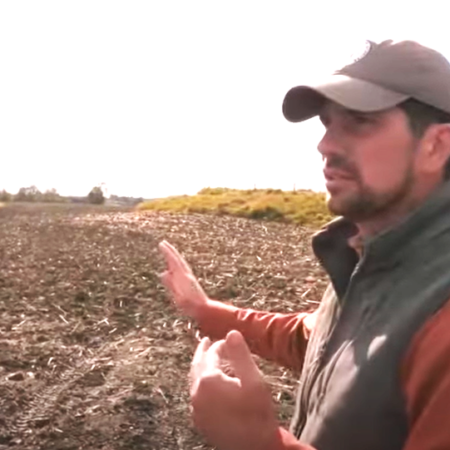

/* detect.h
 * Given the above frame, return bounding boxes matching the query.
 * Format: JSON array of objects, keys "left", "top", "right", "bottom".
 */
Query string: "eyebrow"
[{"left": 319, "top": 106, "right": 381, "bottom": 124}]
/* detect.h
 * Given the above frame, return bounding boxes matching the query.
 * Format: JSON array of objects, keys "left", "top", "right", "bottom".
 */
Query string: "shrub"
[
  {"left": 87, "top": 186, "right": 105, "bottom": 205},
  {"left": 197, "top": 187, "right": 231, "bottom": 195},
  {"left": 0, "top": 190, "right": 12, "bottom": 202},
  {"left": 247, "top": 205, "right": 285, "bottom": 221},
  {"left": 137, "top": 188, "right": 333, "bottom": 228}
]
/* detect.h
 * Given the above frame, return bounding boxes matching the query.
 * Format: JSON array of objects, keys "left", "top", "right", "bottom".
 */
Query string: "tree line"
[{"left": 0, "top": 186, "right": 106, "bottom": 205}]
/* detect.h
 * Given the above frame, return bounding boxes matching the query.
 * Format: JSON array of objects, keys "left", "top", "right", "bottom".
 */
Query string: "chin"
[
  {"left": 326, "top": 191, "right": 357, "bottom": 217},
  {"left": 326, "top": 198, "right": 343, "bottom": 216},
  {"left": 326, "top": 192, "right": 344, "bottom": 214}
]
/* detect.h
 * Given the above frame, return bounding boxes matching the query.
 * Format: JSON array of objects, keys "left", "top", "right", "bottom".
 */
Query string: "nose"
[{"left": 317, "top": 128, "right": 344, "bottom": 160}]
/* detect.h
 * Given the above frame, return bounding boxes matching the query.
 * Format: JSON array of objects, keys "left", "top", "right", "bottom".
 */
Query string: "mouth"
[
  {"left": 323, "top": 168, "right": 355, "bottom": 192},
  {"left": 323, "top": 167, "right": 354, "bottom": 181}
]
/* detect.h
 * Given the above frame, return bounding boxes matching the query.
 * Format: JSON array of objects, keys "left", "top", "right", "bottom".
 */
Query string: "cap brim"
[{"left": 282, "top": 74, "right": 410, "bottom": 123}]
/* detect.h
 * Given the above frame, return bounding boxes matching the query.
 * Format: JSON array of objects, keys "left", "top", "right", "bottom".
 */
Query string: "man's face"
[{"left": 317, "top": 102, "right": 419, "bottom": 221}]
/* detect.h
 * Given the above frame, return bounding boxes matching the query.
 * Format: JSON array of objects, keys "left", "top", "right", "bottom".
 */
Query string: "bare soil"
[{"left": 0, "top": 203, "right": 327, "bottom": 449}]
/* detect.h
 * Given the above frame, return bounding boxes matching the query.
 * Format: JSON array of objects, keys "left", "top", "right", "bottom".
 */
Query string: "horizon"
[{"left": 1, "top": 183, "right": 326, "bottom": 201}]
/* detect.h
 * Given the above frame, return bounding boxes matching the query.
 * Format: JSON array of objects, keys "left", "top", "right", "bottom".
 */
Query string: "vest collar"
[{"left": 313, "top": 180, "right": 450, "bottom": 288}]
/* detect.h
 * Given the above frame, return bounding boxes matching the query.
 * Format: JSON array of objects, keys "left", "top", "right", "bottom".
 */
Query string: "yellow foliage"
[{"left": 137, "top": 188, "right": 334, "bottom": 228}]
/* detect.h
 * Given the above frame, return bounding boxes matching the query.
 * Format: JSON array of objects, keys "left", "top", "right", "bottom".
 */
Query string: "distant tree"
[
  {"left": 87, "top": 186, "right": 105, "bottom": 205},
  {"left": 0, "top": 190, "right": 12, "bottom": 202},
  {"left": 42, "top": 188, "right": 63, "bottom": 203},
  {"left": 14, "top": 185, "right": 41, "bottom": 202}
]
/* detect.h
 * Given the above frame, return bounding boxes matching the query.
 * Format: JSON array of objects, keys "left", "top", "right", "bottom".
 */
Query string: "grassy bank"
[{"left": 137, "top": 188, "right": 334, "bottom": 228}]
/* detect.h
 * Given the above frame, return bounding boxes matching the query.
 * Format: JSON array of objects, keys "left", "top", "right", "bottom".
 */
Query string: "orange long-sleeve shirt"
[{"left": 196, "top": 297, "right": 450, "bottom": 450}]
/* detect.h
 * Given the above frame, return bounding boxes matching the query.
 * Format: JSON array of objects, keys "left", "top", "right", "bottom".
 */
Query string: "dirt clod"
[{"left": 6, "top": 372, "right": 25, "bottom": 382}]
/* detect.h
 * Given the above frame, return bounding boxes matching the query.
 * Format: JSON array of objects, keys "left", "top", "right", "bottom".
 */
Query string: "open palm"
[{"left": 158, "top": 240, "right": 209, "bottom": 319}]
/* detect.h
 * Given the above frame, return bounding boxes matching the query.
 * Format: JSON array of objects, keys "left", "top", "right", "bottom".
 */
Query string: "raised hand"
[{"left": 158, "top": 240, "right": 210, "bottom": 320}]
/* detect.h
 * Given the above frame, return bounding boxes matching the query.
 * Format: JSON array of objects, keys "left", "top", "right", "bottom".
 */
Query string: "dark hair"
[{"left": 398, "top": 99, "right": 450, "bottom": 179}]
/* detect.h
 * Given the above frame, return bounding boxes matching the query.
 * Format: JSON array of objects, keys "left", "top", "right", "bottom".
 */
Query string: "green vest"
[{"left": 290, "top": 181, "right": 450, "bottom": 449}]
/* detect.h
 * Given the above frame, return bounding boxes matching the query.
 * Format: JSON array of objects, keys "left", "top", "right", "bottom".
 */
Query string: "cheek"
[{"left": 356, "top": 143, "right": 412, "bottom": 191}]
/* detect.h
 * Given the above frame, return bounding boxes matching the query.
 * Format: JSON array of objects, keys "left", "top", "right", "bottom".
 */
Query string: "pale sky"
[{"left": 1, "top": 1, "right": 449, "bottom": 199}]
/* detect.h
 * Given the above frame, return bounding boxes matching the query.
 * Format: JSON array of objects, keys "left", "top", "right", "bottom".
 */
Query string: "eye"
[{"left": 349, "top": 113, "right": 373, "bottom": 125}]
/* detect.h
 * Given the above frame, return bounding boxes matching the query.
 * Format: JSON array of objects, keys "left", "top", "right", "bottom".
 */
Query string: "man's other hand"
[{"left": 190, "top": 330, "right": 280, "bottom": 450}]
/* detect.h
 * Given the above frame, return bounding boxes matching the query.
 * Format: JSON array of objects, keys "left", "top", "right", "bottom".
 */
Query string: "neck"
[
  {"left": 355, "top": 182, "right": 442, "bottom": 239},
  {"left": 356, "top": 202, "right": 417, "bottom": 239}
]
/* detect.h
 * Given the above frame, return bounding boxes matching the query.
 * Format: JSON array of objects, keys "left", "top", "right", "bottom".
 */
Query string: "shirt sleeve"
[
  {"left": 196, "top": 300, "right": 317, "bottom": 372},
  {"left": 401, "top": 297, "right": 450, "bottom": 450}
]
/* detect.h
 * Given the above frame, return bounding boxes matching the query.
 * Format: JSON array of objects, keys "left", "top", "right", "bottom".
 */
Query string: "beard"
[{"left": 325, "top": 155, "right": 416, "bottom": 222}]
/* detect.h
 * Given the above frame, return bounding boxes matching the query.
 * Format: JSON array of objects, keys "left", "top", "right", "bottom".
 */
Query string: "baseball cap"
[{"left": 282, "top": 40, "right": 450, "bottom": 123}]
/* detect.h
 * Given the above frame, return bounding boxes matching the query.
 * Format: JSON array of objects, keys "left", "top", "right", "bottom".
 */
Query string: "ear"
[{"left": 419, "top": 124, "right": 450, "bottom": 176}]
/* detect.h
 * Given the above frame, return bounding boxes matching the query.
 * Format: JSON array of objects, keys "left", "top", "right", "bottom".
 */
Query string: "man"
[{"left": 159, "top": 40, "right": 450, "bottom": 450}]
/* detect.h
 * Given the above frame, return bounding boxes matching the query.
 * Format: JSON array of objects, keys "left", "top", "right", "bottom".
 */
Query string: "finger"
[
  {"left": 160, "top": 266, "right": 204, "bottom": 300},
  {"left": 191, "top": 339, "right": 228, "bottom": 380},
  {"left": 190, "top": 337, "right": 212, "bottom": 378},
  {"left": 159, "top": 271, "right": 180, "bottom": 297},
  {"left": 203, "top": 339, "right": 237, "bottom": 379},
  {"left": 190, "top": 337, "right": 214, "bottom": 394},
  {"left": 164, "top": 241, "right": 193, "bottom": 273},
  {"left": 158, "top": 241, "right": 180, "bottom": 273},
  {"left": 159, "top": 270, "right": 172, "bottom": 289},
  {"left": 159, "top": 241, "right": 193, "bottom": 274},
  {"left": 223, "top": 330, "right": 262, "bottom": 386}
]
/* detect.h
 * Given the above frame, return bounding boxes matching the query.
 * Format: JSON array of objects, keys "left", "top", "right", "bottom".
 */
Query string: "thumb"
[{"left": 224, "top": 330, "right": 262, "bottom": 386}]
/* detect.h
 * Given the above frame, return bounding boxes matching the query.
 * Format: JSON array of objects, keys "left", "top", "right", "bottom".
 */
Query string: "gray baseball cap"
[{"left": 282, "top": 40, "right": 450, "bottom": 122}]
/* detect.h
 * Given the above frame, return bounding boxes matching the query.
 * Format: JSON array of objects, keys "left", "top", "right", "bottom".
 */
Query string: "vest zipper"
[{"left": 295, "top": 262, "right": 364, "bottom": 437}]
